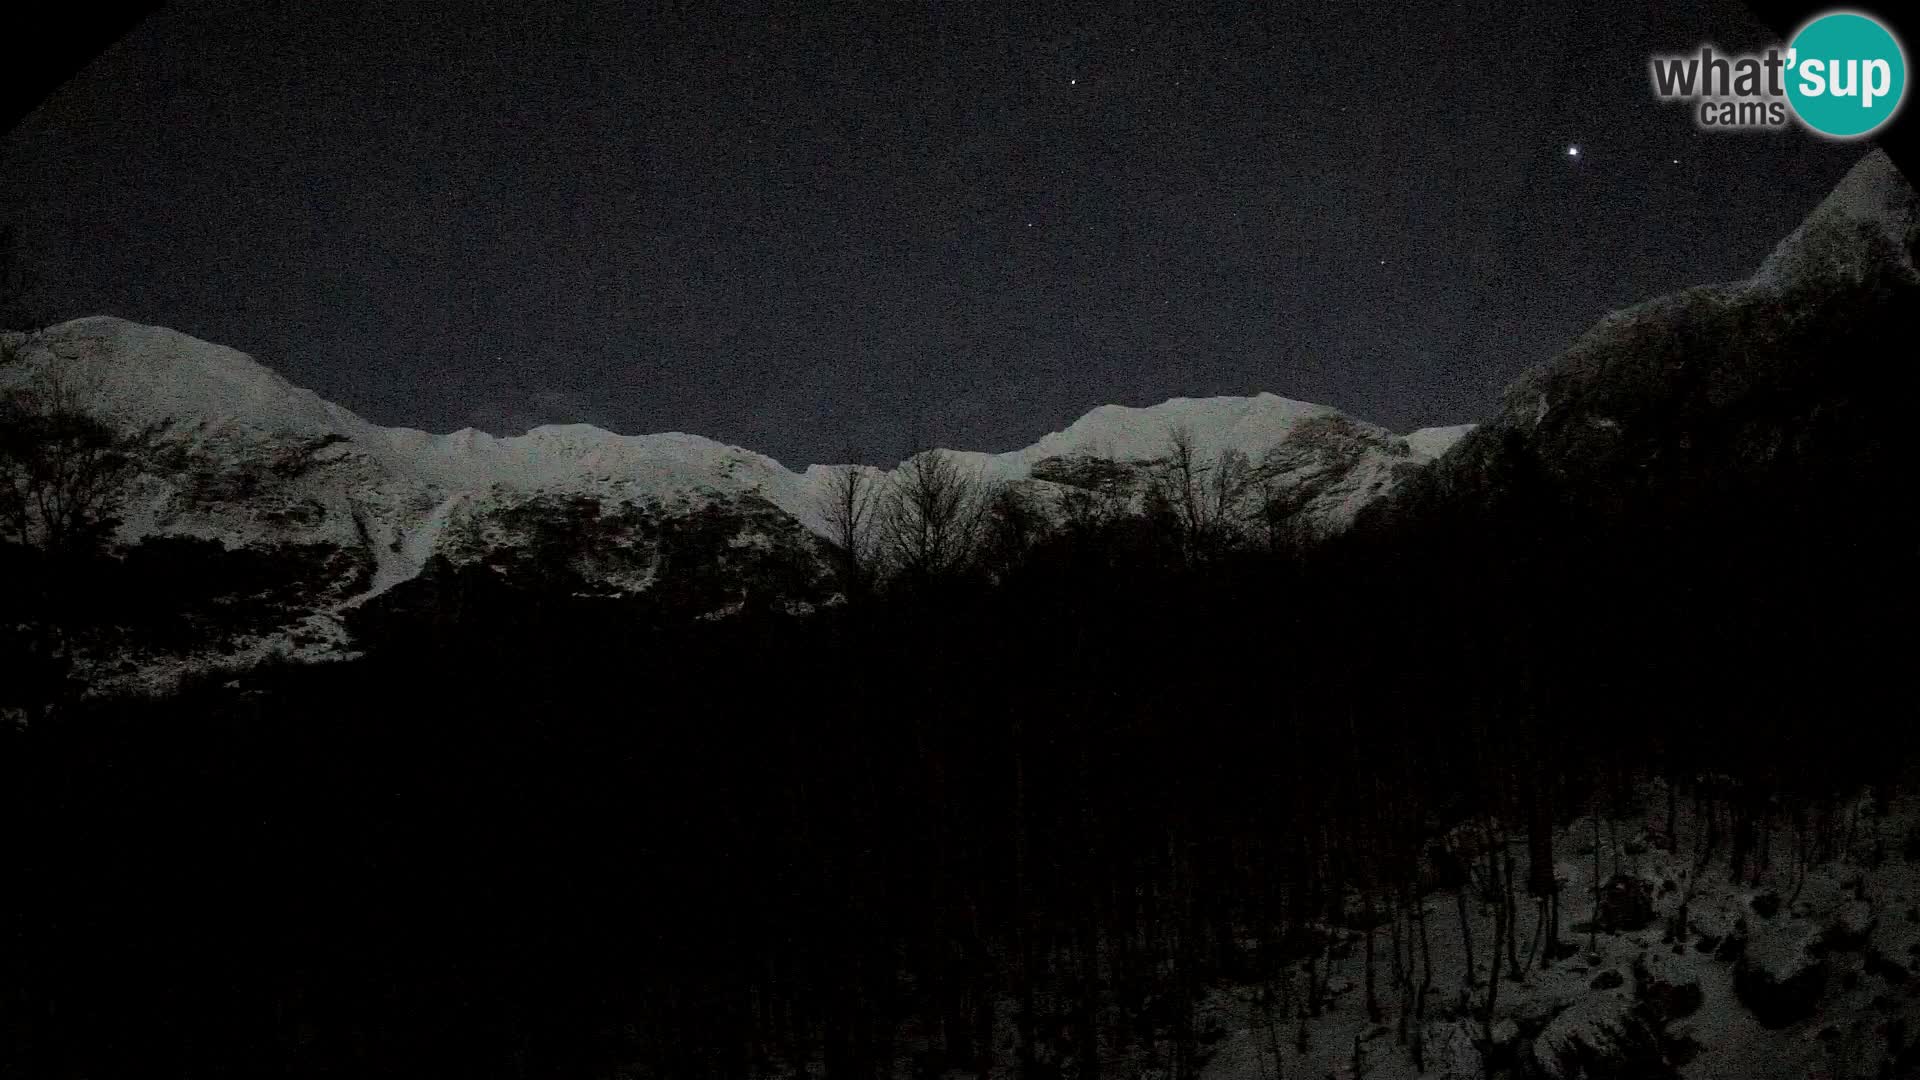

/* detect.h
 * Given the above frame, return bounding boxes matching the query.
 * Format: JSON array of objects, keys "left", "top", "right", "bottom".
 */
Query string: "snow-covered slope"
[
  {"left": 1, "top": 316, "right": 1468, "bottom": 688},
  {"left": 1514, "top": 148, "right": 1915, "bottom": 437},
  {"left": 6, "top": 318, "right": 1466, "bottom": 580},
  {"left": 1376, "top": 148, "right": 1919, "bottom": 525},
  {"left": 1405, "top": 424, "right": 1475, "bottom": 461},
  {"left": 1753, "top": 146, "right": 1920, "bottom": 292}
]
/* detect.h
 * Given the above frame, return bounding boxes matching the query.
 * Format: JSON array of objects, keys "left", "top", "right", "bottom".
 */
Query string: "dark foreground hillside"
[
  {"left": 4, "top": 319, "right": 1918, "bottom": 1079},
  {"left": 4, "top": 162, "right": 1920, "bottom": 1080}
]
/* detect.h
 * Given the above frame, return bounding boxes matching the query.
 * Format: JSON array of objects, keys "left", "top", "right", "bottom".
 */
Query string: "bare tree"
[
  {"left": 1250, "top": 445, "right": 1330, "bottom": 554},
  {"left": 1526, "top": 772, "right": 1562, "bottom": 969},
  {"left": 1147, "top": 424, "right": 1265, "bottom": 563},
  {"left": 817, "top": 456, "right": 879, "bottom": 595},
  {"left": 1056, "top": 481, "right": 1112, "bottom": 538},
  {"left": 980, "top": 482, "right": 1039, "bottom": 581},
  {"left": 875, "top": 448, "right": 992, "bottom": 583},
  {"left": 1204, "top": 446, "right": 1255, "bottom": 549},
  {"left": 0, "top": 356, "right": 155, "bottom": 717},
  {"left": 1151, "top": 422, "right": 1207, "bottom": 559},
  {"left": 0, "top": 357, "right": 152, "bottom": 555},
  {"left": 1046, "top": 454, "right": 1131, "bottom": 538}
]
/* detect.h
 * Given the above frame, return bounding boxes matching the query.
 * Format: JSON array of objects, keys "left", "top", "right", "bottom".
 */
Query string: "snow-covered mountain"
[
  {"left": 1374, "top": 147, "right": 1919, "bottom": 527},
  {"left": 12, "top": 149, "right": 1914, "bottom": 695},
  {"left": 0, "top": 317, "right": 1470, "bottom": 689}
]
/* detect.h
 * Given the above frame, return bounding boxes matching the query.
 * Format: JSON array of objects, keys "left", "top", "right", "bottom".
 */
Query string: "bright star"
[{"left": 1567, "top": 145, "right": 1580, "bottom": 157}]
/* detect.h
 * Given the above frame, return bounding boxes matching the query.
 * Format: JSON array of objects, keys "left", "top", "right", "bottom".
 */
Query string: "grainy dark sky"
[{"left": 0, "top": 0, "right": 1867, "bottom": 465}]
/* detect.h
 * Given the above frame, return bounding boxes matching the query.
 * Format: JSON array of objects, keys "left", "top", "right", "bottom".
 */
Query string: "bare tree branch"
[
  {"left": 876, "top": 448, "right": 992, "bottom": 583},
  {"left": 817, "top": 454, "right": 879, "bottom": 595},
  {"left": 1146, "top": 423, "right": 1266, "bottom": 564},
  {"left": 0, "top": 356, "right": 153, "bottom": 555}
]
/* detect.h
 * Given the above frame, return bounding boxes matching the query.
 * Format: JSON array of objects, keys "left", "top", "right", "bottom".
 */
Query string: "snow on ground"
[
  {"left": 355, "top": 490, "right": 469, "bottom": 603},
  {"left": 737, "top": 775, "right": 1920, "bottom": 1080},
  {"left": 1183, "top": 778, "right": 1920, "bottom": 1080},
  {"left": 77, "top": 610, "right": 359, "bottom": 700}
]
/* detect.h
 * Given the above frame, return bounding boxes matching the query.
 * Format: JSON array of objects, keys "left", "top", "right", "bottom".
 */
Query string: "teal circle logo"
[{"left": 1785, "top": 12, "right": 1907, "bottom": 138}]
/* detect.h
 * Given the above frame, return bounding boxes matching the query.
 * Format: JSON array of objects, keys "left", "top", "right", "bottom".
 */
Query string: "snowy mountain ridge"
[
  {"left": 1521, "top": 148, "right": 1917, "bottom": 432},
  {"left": 5, "top": 317, "right": 1469, "bottom": 577},
  {"left": 1372, "top": 147, "right": 1919, "bottom": 527},
  {"left": 11, "top": 149, "right": 1913, "bottom": 696},
  {"left": 0, "top": 317, "right": 1471, "bottom": 689}
]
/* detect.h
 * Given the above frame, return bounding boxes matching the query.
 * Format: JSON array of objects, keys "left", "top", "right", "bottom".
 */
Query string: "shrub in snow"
[
  {"left": 1633, "top": 949, "right": 1704, "bottom": 1021},
  {"left": 1810, "top": 1016, "right": 1895, "bottom": 1079},
  {"left": 1815, "top": 900, "right": 1876, "bottom": 954},
  {"left": 1699, "top": 931, "right": 1747, "bottom": 962},
  {"left": 1421, "top": 1017, "right": 1484, "bottom": 1080},
  {"left": 1596, "top": 874, "right": 1657, "bottom": 932},
  {"left": 1733, "top": 926, "right": 1830, "bottom": 1028},
  {"left": 1870, "top": 904, "right": 1920, "bottom": 982},
  {"left": 1862, "top": 946, "right": 1910, "bottom": 986},
  {"left": 1524, "top": 993, "right": 1673, "bottom": 1079}
]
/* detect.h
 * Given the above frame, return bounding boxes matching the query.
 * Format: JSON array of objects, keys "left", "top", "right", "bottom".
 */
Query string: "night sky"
[{"left": 0, "top": 0, "right": 1869, "bottom": 466}]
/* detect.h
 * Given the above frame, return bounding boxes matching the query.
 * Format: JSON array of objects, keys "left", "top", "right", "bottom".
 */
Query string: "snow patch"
[{"left": 1405, "top": 423, "right": 1475, "bottom": 460}]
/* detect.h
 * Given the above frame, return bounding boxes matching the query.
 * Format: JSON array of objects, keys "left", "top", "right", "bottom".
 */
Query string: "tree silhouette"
[
  {"left": 817, "top": 455, "right": 879, "bottom": 597},
  {"left": 0, "top": 357, "right": 152, "bottom": 556},
  {"left": 875, "top": 447, "right": 992, "bottom": 584}
]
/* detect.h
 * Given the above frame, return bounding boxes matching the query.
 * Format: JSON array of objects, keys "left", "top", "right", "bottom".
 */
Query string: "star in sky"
[{"left": 2, "top": 1, "right": 1867, "bottom": 468}]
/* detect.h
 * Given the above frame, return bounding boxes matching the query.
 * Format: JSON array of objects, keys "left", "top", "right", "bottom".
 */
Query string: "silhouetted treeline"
[{"left": 4, "top": 262, "right": 1919, "bottom": 1078}]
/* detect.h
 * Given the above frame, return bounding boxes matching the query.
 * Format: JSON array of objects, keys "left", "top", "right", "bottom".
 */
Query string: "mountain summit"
[
  {"left": 1372, "top": 148, "right": 1918, "bottom": 525},
  {"left": 0, "top": 317, "right": 1468, "bottom": 691},
  {"left": 21, "top": 148, "right": 1907, "bottom": 696}
]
